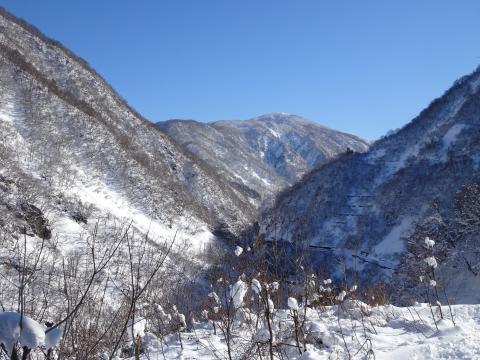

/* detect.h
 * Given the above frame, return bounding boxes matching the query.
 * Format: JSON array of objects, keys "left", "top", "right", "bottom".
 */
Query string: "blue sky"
[{"left": 1, "top": 0, "right": 479, "bottom": 140}]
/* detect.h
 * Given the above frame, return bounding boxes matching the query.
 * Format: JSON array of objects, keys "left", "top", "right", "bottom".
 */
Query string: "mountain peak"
[
  {"left": 250, "top": 112, "right": 313, "bottom": 125},
  {"left": 157, "top": 114, "right": 369, "bottom": 202}
]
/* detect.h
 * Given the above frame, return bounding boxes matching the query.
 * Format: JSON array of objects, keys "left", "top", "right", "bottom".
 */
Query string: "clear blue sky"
[{"left": 1, "top": 0, "right": 480, "bottom": 140}]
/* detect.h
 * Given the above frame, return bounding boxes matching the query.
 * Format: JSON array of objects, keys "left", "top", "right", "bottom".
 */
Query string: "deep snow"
[{"left": 125, "top": 303, "right": 480, "bottom": 360}]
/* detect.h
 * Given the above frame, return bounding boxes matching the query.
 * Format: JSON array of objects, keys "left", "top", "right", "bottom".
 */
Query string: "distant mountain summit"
[
  {"left": 246, "top": 112, "right": 314, "bottom": 124},
  {"left": 157, "top": 113, "right": 369, "bottom": 205}
]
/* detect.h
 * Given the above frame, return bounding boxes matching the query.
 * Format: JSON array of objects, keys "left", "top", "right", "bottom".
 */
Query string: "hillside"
[
  {"left": 0, "top": 5, "right": 260, "bottom": 258},
  {"left": 259, "top": 66, "right": 480, "bottom": 303},
  {"left": 157, "top": 113, "right": 369, "bottom": 204}
]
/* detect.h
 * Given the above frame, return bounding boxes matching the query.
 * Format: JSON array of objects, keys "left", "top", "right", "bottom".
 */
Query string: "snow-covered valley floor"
[{"left": 129, "top": 303, "right": 480, "bottom": 360}]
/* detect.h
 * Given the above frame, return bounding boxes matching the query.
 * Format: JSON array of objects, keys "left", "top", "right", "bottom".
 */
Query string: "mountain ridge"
[
  {"left": 258, "top": 65, "right": 480, "bottom": 303},
  {"left": 0, "top": 4, "right": 262, "bottom": 260},
  {"left": 157, "top": 113, "right": 369, "bottom": 205}
]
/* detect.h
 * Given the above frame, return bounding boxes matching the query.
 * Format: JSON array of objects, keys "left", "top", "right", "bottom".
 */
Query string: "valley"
[{"left": 0, "top": 5, "right": 479, "bottom": 360}]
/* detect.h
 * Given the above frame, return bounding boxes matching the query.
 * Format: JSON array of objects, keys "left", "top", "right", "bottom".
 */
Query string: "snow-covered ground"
[{"left": 125, "top": 303, "right": 480, "bottom": 360}]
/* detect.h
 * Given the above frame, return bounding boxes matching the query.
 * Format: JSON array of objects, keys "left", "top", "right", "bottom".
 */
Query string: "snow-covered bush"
[
  {"left": 288, "top": 297, "right": 299, "bottom": 312},
  {"left": 234, "top": 246, "right": 243, "bottom": 257},
  {"left": 424, "top": 236, "right": 435, "bottom": 248},
  {"left": 425, "top": 256, "right": 438, "bottom": 269},
  {"left": 251, "top": 278, "right": 262, "bottom": 294},
  {"left": 0, "top": 312, "right": 62, "bottom": 357},
  {"left": 171, "top": 306, "right": 187, "bottom": 331},
  {"left": 230, "top": 279, "right": 248, "bottom": 309},
  {"left": 412, "top": 235, "right": 453, "bottom": 327}
]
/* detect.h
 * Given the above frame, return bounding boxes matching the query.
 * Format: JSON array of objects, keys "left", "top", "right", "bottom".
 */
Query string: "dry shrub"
[{"left": 363, "top": 281, "right": 390, "bottom": 306}]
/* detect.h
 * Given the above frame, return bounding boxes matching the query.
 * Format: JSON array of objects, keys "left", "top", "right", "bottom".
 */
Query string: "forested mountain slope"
[
  {"left": 0, "top": 5, "right": 259, "bottom": 257},
  {"left": 158, "top": 113, "right": 368, "bottom": 204},
  {"left": 259, "top": 66, "right": 480, "bottom": 303}
]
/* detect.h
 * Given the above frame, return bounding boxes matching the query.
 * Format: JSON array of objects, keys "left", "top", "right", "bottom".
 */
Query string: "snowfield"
[{"left": 117, "top": 303, "right": 480, "bottom": 360}]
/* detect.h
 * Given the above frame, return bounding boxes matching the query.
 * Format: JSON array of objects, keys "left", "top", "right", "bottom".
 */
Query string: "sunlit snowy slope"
[{"left": 0, "top": 6, "right": 261, "bottom": 259}]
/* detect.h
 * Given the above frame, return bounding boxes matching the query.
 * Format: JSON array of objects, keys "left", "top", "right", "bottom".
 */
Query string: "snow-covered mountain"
[
  {"left": 3, "top": 6, "right": 480, "bottom": 360},
  {"left": 1, "top": 1, "right": 478, "bottom": 308},
  {"left": 0, "top": 5, "right": 258, "bottom": 258},
  {"left": 157, "top": 113, "right": 369, "bottom": 204},
  {"left": 259, "top": 66, "right": 480, "bottom": 303}
]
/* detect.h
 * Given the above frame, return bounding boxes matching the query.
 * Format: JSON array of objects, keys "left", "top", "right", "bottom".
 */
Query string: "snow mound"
[
  {"left": 0, "top": 312, "right": 45, "bottom": 353},
  {"left": 337, "top": 299, "right": 372, "bottom": 320},
  {"left": 127, "top": 317, "right": 147, "bottom": 340},
  {"left": 298, "top": 349, "right": 326, "bottom": 360}
]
